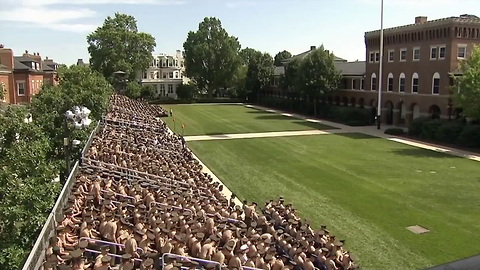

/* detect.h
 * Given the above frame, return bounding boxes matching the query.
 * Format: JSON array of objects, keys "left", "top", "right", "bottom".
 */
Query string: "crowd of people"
[{"left": 43, "top": 94, "right": 358, "bottom": 270}]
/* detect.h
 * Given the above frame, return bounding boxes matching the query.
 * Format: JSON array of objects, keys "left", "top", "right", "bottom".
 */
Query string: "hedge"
[
  {"left": 457, "top": 125, "right": 480, "bottom": 148},
  {"left": 385, "top": 128, "right": 405, "bottom": 135}
]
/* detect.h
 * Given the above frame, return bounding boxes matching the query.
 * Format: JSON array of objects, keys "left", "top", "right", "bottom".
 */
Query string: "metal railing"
[{"left": 22, "top": 121, "right": 100, "bottom": 270}]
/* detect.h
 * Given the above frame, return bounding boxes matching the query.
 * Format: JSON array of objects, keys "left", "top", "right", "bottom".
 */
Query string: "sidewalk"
[{"left": 246, "top": 104, "right": 480, "bottom": 162}]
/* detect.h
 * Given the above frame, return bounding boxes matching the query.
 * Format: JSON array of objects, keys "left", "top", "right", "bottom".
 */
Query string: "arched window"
[
  {"left": 399, "top": 73, "right": 406, "bottom": 92},
  {"left": 432, "top": 72, "right": 441, "bottom": 94},
  {"left": 371, "top": 73, "right": 377, "bottom": 91},
  {"left": 412, "top": 73, "right": 419, "bottom": 93},
  {"left": 387, "top": 73, "right": 394, "bottom": 92}
]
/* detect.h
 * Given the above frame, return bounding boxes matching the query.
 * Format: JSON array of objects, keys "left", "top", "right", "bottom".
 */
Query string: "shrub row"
[{"left": 408, "top": 117, "right": 480, "bottom": 148}]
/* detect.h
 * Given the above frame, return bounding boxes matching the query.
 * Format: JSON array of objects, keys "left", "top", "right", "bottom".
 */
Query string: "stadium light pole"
[{"left": 376, "top": 0, "right": 385, "bottom": 129}]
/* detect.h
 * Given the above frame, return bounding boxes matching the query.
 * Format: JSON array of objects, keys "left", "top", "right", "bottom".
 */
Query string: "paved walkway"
[{"left": 185, "top": 129, "right": 337, "bottom": 142}]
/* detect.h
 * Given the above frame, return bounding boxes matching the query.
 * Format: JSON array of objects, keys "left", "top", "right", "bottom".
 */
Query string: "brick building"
[
  {"left": 0, "top": 46, "right": 59, "bottom": 104},
  {"left": 336, "top": 14, "right": 480, "bottom": 125}
]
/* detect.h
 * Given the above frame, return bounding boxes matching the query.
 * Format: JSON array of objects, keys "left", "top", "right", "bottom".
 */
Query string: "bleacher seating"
[{"left": 42, "top": 94, "right": 358, "bottom": 270}]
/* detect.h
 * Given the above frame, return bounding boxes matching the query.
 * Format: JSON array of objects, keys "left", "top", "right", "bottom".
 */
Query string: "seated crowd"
[{"left": 43, "top": 95, "right": 358, "bottom": 270}]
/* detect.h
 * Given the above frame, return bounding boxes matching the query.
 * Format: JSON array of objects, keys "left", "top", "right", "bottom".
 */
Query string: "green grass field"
[
  {"left": 163, "top": 104, "right": 480, "bottom": 269},
  {"left": 162, "top": 104, "right": 334, "bottom": 136}
]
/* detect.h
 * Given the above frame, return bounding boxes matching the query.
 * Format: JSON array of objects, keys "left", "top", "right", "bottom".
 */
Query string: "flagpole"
[{"left": 377, "top": 0, "right": 384, "bottom": 129}]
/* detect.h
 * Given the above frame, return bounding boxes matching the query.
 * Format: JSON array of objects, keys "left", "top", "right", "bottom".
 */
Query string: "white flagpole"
[{"left": 377, "top": 0, "right": 384, "bottom": 129}]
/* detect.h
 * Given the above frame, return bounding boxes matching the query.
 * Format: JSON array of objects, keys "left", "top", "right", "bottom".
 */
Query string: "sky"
[{"left": 0, "top": 0, "right": 478, "bottom": 65}]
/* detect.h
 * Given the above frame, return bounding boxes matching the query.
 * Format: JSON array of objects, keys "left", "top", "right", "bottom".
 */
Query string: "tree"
[
  {"left": 141, "top": 84, "right": 156, "bottom": 99},
  {"left": 125, "top": 81, "right": 142, "bottom": 99},
  {"left": 183, "top": 17, "right": 241, "bottom": 98},
  {"left": 281, "top": 59, "right": 300, "bottom": 92},
  {"left": 0, "top": 107, "right": 60, "bottom": 270},
  {"left": 87, "top": 13, "right": 156, "bottom": 82},
  {"left": 30, "top": 65, "right": 113, "bottom": 161},
  {"left": 242, "top": 49, "right": 274, "bottom": 101},
  {"left": 176, "top": 83, "right": 198, "bottom": 101},
  {"left": 295, "top": 45, "right": 342, "bottom": 116},
  {"left": 453, "top": 45, "right": 480, "bottom": 120},
  {"left": 274, "top": 50, "right": 292, "bottom": 67}
]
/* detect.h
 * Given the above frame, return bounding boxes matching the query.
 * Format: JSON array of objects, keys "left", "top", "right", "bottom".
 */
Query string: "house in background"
[
  {"left": 140, "top": 50, "right": 190, "bottom": 99},
  {"left": 0, "top": 45, "right": 59, "bottom": 104}
]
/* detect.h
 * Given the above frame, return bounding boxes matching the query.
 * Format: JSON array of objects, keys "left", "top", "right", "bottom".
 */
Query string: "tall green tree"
[
  {"left": 87, "top": 13, "right": 156, "bottom": 82},
  {"left": 30, "top": 65, "right": 113, "bottom": 160},
  {"left": 0, "top": 107, "right": 60, "bottom": 270},
  {"left": 183, "top": 17, "right": 241, "bottom": 98},
  {"left": 453, "top": 45, "right": 480, "bottom": 120},
  {"left": 280, "top": 59, "right": 300, "bottom": 92},
  {"left": 295, "top": 45, "right": 342, "bottom": 116},
  {"left": 274, "top": 50, "right": 292, "bottom": 67},
  {"left": 242, "top": 49, "right": 274, "bottom": 100}
]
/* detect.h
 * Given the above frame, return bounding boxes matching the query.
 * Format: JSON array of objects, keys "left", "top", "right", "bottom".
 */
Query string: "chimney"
[
  {"left": 310, "top": 46, "right": 316, "bottom": 51},
  {"left": 45, "top": 56, "right": 49, "bottom": 60},
  {"left": 0, "top": 44, "right": 4, "bottom": 48},
  {"left": 415, "top": 16, "right": 428, "bottom": 24},
  {"left": 25, "top": 50, "right": 28, "bottom": 54},
  {"left": 77, "top": 59, "right": 85, "bottom": 66}
]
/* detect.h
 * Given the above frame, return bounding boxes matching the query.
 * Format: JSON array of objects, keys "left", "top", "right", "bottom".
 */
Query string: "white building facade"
[{"left": 140, "top": 50, "right": 189, "bottom": 99}]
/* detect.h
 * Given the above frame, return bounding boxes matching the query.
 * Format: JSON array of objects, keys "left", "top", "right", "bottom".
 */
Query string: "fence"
[{"left": 21, "top": 121, "right": 101, "bottom": 270}]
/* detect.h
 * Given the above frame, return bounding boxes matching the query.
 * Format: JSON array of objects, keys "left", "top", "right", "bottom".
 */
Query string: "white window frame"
[
  {"left": 371, "top": 73, "right": 377, "bottom": 91},
  {"left": 439, "top": 45, "right": 446, "bottom": 60},
  {"left": 430, "top": 46, "right": 438, "bottom": 60},
  {"left": 17, "top": 80, "right": 26, "bottom": 96},
  {"left": 399, "top": 48, "right": 407, "bottom": 62},
  {"left": 387, "top": 73, "right": 394, "bottom": 92},
  {"left": 412, "top": 47, "right": 420, "bottom": 61},
  {"left": 457, "top": 44, "right": 467, "bottom": 59},
  {"left": 399, "top": 73, "right": 406, "bottom": 92},
  {"left": 1, "top": 82, "right": 6, "bottom": 101},
  {"left": 432, "top": 72, "right": 440, "bottom": 95},
  {"left": 388, "top": 50, "right": 394, "bottom": 62},
  {"left": 411, "top": 73, "right": 419, "bottom": 93}
]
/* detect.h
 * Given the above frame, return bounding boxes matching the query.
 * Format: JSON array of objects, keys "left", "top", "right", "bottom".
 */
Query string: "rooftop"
[
  {"left": 282, "top": 46, "right": 347, "bottom": 65},
  {"left": 365, "top": 14, "right": 480, "bottom": 36}
]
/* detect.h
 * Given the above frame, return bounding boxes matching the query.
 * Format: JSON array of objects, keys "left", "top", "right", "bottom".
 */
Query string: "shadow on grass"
[
  {"left": 255, "top": 114, "right": 291, "bottom": 120},
  {"left": 390, "top": 148, "right": 461, "bottom": 159},
  {"left": 290, "top": 120, "right": 336, "bottom": 130},
  {"left": 335, "top": 133, "right": 378, "bottom": 139},
  {"left": 247, "top": 110, "right": 274, "bottom": 114},
  {"left": 204, "top": 132, "right": 229, "bottom": 136}
]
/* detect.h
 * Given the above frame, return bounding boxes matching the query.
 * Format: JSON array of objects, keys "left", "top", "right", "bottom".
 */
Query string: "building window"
[
  {"left": 175, "top": 72, "right": 179, "bottom": 79},
  {"left": 387, "top": 73, "right": 394, "bottom": 92},
  {"left": 143, "top": 72, "right": 147, "bottom": 79},
  {"left": 439, "top": 46, "right": 446, "bottom": 59},
  {"left": 413, "top": 47, "right": 420, "bottom": 61},
  {"left": 375, "top": 52, "right": 380, "bottom": 62},
  {"left": 168, "top": 84, "right": 173, "bottom": 93},
  {"left": 352, "top": 80, "right": 357, "bottom": 90},
  {"left": 457, "top": 44, "right": 467, "bottom": 59},
  {"left": 369, "top": 52, "right": 374, "bottom": 63},
  {"left": 159, "top": 84, "right": 166, "bottom": 96},
  {"left": 169, "top": 72, "right": 174, "bottom": 79},
  {"left": 412, "top": 73, "right": 419, "bottom": 93},
  {"left": 388, "top": 50, "right": 394, "bottom": 62},
  {"left": 361, "top": 79, "right": 364, "bottom": 90},
  {"left": 1, "top": 82, "right": 6, "bottom": 101},
  {"left": 17, "top": 81, "right": 26, "bottom": 96},
  {"left": 371, "top": 73, "right": 377, "bottom": 91},
  {"left": 163, "top": 73, "right": 167, "bottom": 79},
  {"left": 399, "top": 73, "right": 406, "bottom": 92},
  {"left": 432, "top": 72, "right": 440, "bottom": 94},
  {"left": 430, "top": 46, "right": 438, "bottom": 60},
  {"left": 150, "top": 72, "right": 154, "bottom": 79},
  {"left": 400, "top": 48, "right": 407, "bottom": 61}
]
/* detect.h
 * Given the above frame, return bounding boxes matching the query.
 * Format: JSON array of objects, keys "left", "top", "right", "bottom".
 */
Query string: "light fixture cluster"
[{"left": 65, "top": 106, "right": 92, "bottom": 129}]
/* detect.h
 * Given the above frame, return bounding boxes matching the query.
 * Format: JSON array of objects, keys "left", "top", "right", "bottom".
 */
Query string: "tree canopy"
[
  {"left": 87, "top": 13, "right": 156, "bottom": 82},
  {"left": 183, "top": 17, "right": 241, "bottom": 97},
  {"left": 242, "top": 48, "right": 274, "bottom": 99},
  {"left": 274, "top": 50, "right": 292, "bottom": 66},
  {"left": 453, "top": 45, "right": 480, "bottom": 120},
  {"left": 295, "top": 45, "right": 342, "bottom": 115},
  {"left": 30, "top": 65, "right": 113, "bottom": 160},
  {"left": 0, "top": 106, "right": 60, "bottom": 270}
]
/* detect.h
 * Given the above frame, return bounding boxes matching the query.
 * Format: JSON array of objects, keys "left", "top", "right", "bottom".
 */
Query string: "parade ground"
[{"left": 162, "top": 103, "right": 480, "bottom": 269}]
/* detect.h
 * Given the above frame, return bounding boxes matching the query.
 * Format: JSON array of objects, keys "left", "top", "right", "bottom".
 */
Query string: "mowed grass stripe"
[
  {"left": 161, "top": 104, "right": 335, "bottom": 136},
  {"left": 187, "top": 134, "right": 480, "bottom": 269}
]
